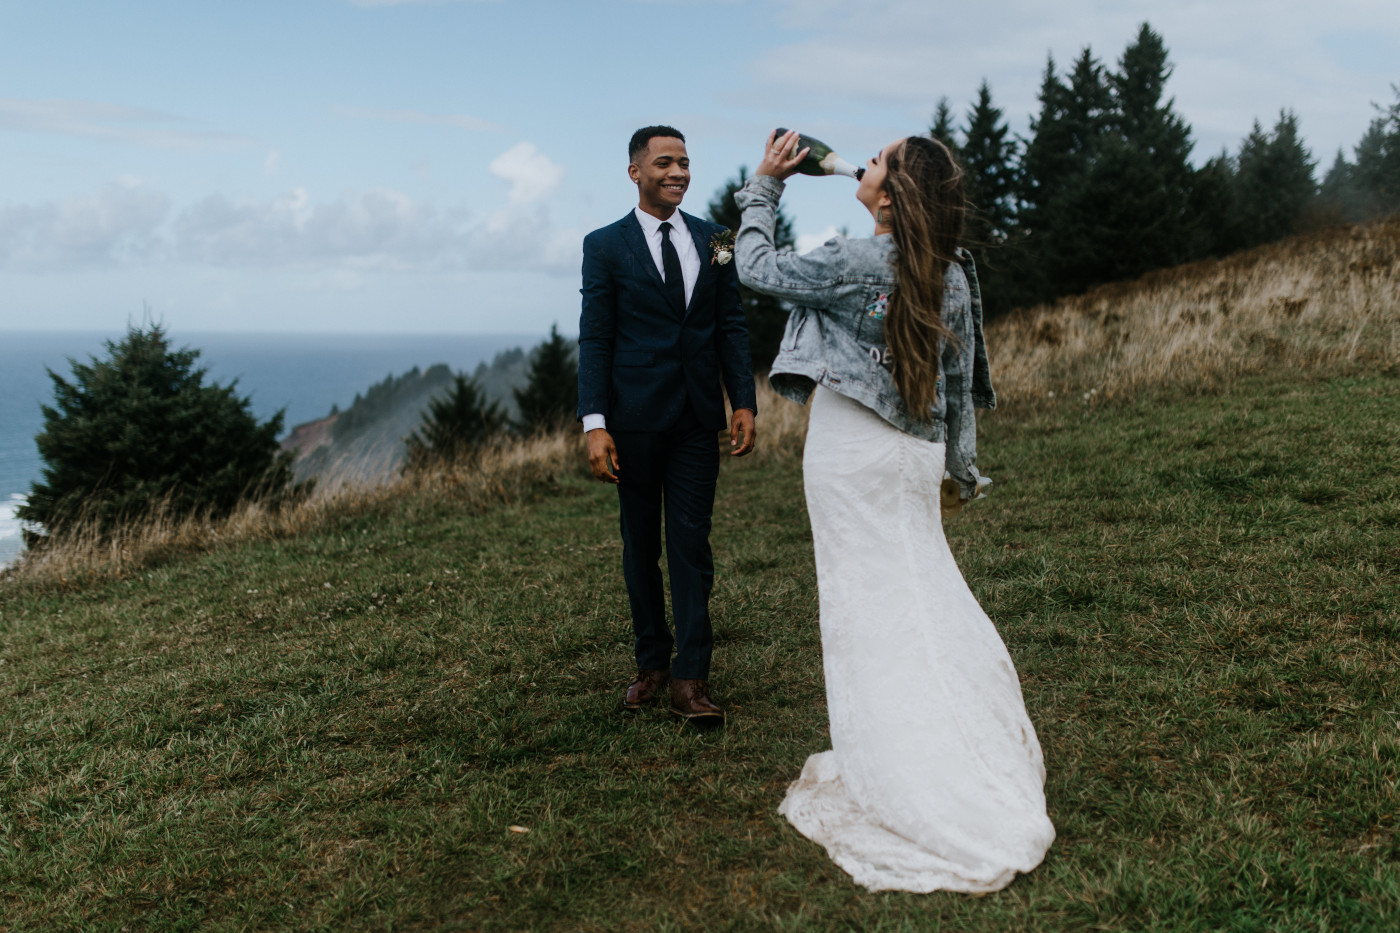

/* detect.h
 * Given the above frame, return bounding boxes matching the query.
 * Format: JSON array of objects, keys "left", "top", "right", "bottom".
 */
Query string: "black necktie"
[{"left": 659, "top": 221, "right": 686, "bottom": 313}]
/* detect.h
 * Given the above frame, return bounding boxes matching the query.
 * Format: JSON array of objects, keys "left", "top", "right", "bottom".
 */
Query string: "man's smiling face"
[{"left": 629, "top": 135, "right": 689, "bottom": 219}]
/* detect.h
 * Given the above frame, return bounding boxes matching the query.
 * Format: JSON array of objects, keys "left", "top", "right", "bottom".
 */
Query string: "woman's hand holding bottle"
[
  {"left": 756, "top": 129, "right": 810, "bottom": 180},
  {"left": 758, "top": 128, "right": 865, "bottom": 181}
]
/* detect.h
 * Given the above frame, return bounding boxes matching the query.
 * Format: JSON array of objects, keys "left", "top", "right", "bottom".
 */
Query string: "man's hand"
[
  {"left": 730, "top": 409, "right": 756, "bottom": 457},
  {"left": 587, "top": 429, "right": 620, "bottom": 483}
]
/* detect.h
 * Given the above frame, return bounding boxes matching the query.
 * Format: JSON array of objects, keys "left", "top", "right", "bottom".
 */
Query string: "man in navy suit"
[{"left": 578, "top": 125, "right": 757, "bottom": 725}]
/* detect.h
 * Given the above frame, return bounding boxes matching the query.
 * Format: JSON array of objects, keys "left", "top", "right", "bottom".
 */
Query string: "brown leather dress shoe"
[
  {"left": 622, "top": 669, "right": 668, "bottom": 711},
  {"left": 669, "top": 678, "right": 724, "bottom": 725}
]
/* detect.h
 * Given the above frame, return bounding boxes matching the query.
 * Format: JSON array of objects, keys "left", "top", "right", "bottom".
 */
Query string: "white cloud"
[
  {"left": 171, "top": 142, "right": 577, "bottom": 273},
  {"left": 0, "top": 180, "right": 171, "bottom": 271},
  {"left": 796, "top": 225, "right": 843, "bottom": 254},
  {"left": 339, "top": 106, "right": 508, "bottom": 134},
  {"left": 264, "top": 149, "right": 282, "bottom": 175},
  {"left": 174, "top": 187, "right": 467, "bottom": 270},
  {"left": 488, "top": 141, "right": 567, "bottom": 207},
  {"left": 749, "top": 0, "right": 1400, "bottom": 163},
  {"left": 0, "top": 97, "right": 251, "bottom": 149},
  {"left": 0, "top": 143, "right": 581, "bottom": 276}
]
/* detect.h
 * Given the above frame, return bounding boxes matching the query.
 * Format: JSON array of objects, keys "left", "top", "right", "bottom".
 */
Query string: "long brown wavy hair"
[{"left": 881, "top": 135, "right": 967, "bottom": 418}]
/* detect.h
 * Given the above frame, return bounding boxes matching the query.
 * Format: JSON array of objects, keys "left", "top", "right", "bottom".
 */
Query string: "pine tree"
[
  {"left": 957, "top": 80, "right": 1025, "bottom": 314},
  {"left": 1064, "top": 48, "right": 1115, "bottom": 154},
  {"left": 404, "top": 374, "right": 505, "bottom": 470},
  {"left": 1318, "top": 149, "right": 1361, "bottom": 224},
  {"left": 1011, "top": 55, "right": 1071, "bottom": 305},
  {"left": 929, "top": 97, "right": 960, "bottom": 155},
  {"left": 19, "top": 323, "right": 295, "bottom": 539},
  {"left": 1022, "top": 49, "right": 1112, "bottom": 201},
  {"left": 1188, "top": 151, "right": 1241, "bottom": 257},
  {"left": 708, "top": 166, "right": 796, "bottom": 371},
  {"left": 512, "top": 324, "right": 578, "bottom": 434},
  {"left": 1110, "top": 24, "right": 1189, "bottom": 151},
  {"left": 1018, "top": 54, "right": 1071, "bottom": 219},
  {"left": 1020, "top": 47, "right": 1114, "bottom": 299},
  {"left": 1093, "top": 23, "right": 1197, "bottom": 280},
  {"left": 1232, "top": 120, "right": 1271, "bottom": 244},
  {"left": 961, "top": 80, "right": 1017, "bottom": 245},
  {"left": 1336, "top": 87, "right": 1400, "bottom": 220},
  {"left": 1233, "top": 111, "right": 1316, "bottom": 247},
  {"left": 1361, "top": 102, "right": 1400, "bottom": 212}
]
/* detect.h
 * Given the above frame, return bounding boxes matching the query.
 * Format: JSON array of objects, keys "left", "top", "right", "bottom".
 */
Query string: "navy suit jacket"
[{"left": 577, "top": 209, "right": 756, "bottom": 433}]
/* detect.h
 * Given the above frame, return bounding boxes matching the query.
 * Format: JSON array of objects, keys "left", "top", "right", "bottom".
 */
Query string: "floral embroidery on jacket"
[{"left": 866, "top": 292, "right": 889, "bottom": 320}]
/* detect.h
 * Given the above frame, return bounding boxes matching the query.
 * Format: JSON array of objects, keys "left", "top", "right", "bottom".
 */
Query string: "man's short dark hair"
[{"left": 629, "top": 125, "right": 685, "bottom": 164}]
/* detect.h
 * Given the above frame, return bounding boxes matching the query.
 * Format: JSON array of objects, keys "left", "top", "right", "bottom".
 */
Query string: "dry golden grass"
[
  {"left": 747, "top": 377, "right": 810, "bottom": 458},
  {"left": 5, "top": 430, "right": 584, "bottom": 588},
  {"left": 988, "top": 220, "right": 1400, "bottom": 405}
]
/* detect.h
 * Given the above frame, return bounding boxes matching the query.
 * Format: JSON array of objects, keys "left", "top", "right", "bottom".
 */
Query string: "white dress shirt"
[
  {"left": 583, "top": 207, "right": 703, "bottom": 434},
  {"left": 632, "top": 206, "right": 701, "bottom": 308}
]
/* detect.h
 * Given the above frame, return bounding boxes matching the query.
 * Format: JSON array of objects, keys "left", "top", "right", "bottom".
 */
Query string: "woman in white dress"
[{"left": 733, "top": 130, "right": 1054, "bottom": 893}]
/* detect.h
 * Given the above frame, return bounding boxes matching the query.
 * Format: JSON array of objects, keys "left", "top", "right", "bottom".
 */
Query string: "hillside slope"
[
  {"left": 1, "top": 219, "right": 1399, "bottom": 927},
  {"left": 0, "top": 365, "right": 1396, "bottom": 930},
  {"left": 986, "top": 219, "right": 1399, "bottom": 405}
]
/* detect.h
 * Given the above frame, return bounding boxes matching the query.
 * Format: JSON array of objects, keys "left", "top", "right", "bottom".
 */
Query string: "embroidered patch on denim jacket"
[{"left": 865, "top": 292, "right": 889, "bottom": 320}]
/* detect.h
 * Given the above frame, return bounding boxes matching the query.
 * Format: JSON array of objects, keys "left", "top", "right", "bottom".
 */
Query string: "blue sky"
[{"left": 2, "top": 0, "right": 1396, "bottom": 335}]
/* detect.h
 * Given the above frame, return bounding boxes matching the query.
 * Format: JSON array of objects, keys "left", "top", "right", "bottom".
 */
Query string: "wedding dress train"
[{"left": 778, "top": 386, "right": 1054, "bottom": 893}]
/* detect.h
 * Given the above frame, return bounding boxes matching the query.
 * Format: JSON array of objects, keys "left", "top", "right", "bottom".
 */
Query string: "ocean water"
[{"left": 0, "top": 330, "right": 536, "bottom": 569}]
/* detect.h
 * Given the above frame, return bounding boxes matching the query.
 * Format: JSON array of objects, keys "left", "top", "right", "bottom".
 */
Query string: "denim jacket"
[{"left": 734, "top": 174, "right": 996, "bottom": 498}]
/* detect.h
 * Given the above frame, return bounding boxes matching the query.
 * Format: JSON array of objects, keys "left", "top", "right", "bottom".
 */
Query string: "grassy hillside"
[
  {"left": 1, "top": 223, "right": 1398, "bottom": 931},
  {"left": 2, "top": 366, "right": 1397, "bottom": 931},
  {"left": 987, "top": 219, "right": 1399, "bottom": 404}
]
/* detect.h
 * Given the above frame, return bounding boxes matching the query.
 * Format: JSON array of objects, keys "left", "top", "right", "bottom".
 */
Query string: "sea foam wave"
[{"left": 0, "top": 493, "right": 29, "bottom": 570}]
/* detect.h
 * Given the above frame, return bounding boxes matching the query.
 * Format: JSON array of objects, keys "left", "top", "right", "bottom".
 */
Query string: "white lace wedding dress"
[{"left": 778, "top": 386, "right": 1055, "bottom": 893}]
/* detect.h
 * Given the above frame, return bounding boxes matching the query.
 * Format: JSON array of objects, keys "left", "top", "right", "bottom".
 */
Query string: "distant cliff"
[
  {"left": 281, "top": 414, "right": 337, "bottom": 460},
  {"left": 281, "top": 343, "right": 551, "bottom": 486}
]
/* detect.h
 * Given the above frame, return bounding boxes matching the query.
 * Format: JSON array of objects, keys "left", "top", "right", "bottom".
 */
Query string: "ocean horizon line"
[{"left": 0, "top": 327, "right": 564, "bottom": 339}]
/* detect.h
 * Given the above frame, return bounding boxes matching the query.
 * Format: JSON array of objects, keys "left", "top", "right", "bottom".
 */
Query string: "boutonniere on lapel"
[{"left": 709, "top": 229, "right": 735, "bottom": 266}]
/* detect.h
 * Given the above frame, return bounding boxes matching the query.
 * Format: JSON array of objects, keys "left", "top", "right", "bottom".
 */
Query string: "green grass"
[{"left": 1, "top": 368, "right": 1398, "bottom": 931}]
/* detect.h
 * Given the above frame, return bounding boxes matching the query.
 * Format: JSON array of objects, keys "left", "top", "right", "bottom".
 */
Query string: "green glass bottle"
[{"left": 774, "top": 128, "right": 865, "bottom": 180}]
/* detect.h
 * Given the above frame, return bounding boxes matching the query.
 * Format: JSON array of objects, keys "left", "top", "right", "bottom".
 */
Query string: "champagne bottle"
[{"left": 774, "top": 128, "right": 865, "bottom": 180}]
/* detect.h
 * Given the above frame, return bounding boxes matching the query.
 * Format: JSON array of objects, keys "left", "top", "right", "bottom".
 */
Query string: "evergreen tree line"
[
  {"left": 927, "top": 24, "right": 1400, "bottom": 315},
  {"left": 22, "top": 324, "right": 580, "bottom": 543},
  {"left": 19, "top": 325, "right": 301, "bottom": 541},
  {"left": 314, "top": 329, "right": 580, "bottom": 470},
  {"left": 714, "top": 22, "right": 1400, "bottom": 331},
  {"left": 331, "top": 364, "right": 456, "bottom": 443},
  {"left": 406, "top": 325, "right": 578, "bottom": 469}
]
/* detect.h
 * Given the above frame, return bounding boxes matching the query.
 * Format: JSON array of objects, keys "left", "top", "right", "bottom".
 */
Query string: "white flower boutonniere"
[{"left": 710, "top": 229, "right": 735, "bottom": 266}]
